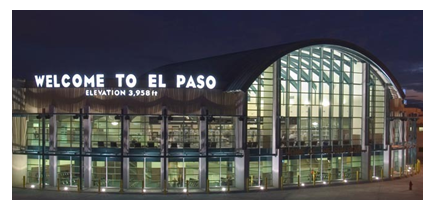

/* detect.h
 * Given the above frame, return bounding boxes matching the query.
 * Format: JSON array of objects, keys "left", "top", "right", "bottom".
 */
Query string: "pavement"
[{"left": 12, "top": 172, "right": 423, "bottom": 200}]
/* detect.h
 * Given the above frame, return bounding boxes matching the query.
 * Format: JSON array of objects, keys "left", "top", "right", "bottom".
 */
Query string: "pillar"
[
  {"left": 361, "top": 62, "right": 371, "bottom": 181},
  {"left": 234, "top": 115, "right": 247, "bottom": 190},
  {"left": 122, "top": 107, "right": 130, "bottom": 189},
  {"left": 83, "top": 106, "right": 92, "bottom": 188},
  {"left": 383, "top": 86, "right": 391, "bottom": 179},
  {"left": 199, "top": 107, "right": 208, "bottom": 190},
  {"left": 272, "top": 60, "right": 282, "bottom": 188},
  {"left": 48, "top": 105, "right": 58, "bottom": 187},
  {"left": 160, "top": 107, "right": 168, "bottom": 191}
]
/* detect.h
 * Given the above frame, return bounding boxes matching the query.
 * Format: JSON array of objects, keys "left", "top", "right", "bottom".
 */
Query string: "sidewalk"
[{"left": 12, "top": 173, "right": 423, "bottom": 200}]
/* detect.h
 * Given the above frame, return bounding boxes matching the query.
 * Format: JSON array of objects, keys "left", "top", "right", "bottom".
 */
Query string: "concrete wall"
[{"left": 12, "top": 155, "right": 27, "bottom": 187}]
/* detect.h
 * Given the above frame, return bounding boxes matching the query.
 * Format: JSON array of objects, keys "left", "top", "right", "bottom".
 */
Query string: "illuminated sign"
[{"left": 34, "top": 73, "right": 217, "bottom": 96}]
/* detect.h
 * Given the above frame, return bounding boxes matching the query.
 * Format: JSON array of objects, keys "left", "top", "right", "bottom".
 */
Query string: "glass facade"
[{"left": 12, "top": 43, "right": 418, "bottom": 193}]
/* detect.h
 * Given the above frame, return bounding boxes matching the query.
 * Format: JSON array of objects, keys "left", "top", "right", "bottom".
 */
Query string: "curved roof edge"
[{"left": 150, "top": 38, "right": 405, "bottom": 99}]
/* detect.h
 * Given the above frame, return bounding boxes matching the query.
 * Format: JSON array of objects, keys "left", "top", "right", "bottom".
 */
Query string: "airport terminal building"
[{"left": 12, "top": 39, "right": 421, "bottom": 192}]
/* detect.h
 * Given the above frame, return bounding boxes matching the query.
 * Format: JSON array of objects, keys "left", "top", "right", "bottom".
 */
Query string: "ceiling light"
[{"left": 111, "top": 121, "right": 118, "bottom": 126}]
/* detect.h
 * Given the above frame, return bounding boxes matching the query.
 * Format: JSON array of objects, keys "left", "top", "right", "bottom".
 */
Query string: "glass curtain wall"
[
  {"left": 369, "top": 70, "right": 386, "bottom": 178},
  {"left": 128, "top": 157, "right": 161, "bottom": 189},
  {"left": 57, "top": 156, "right": 80, "bottom": 187},
  {"left": 167, "top": 158, "right": 199, "bottom": 189},
  {"left": 279, "top": 46, "right": 365, "bottom": 184},
  {"left": 91, "top": 115, "right": 121, "bottom": 148},
  {"left": 92, "top": 157, "right": 121, "bottom": 188},
  {"left": 208, "top": 116, "right": 236, "bottom": 150},
  {"left": 247, "top": 64, "right": 274, "bottom": 188},
  {"left": 26, "top": 115, "right": 49, "bottom": 150},
  {"left": 56, "top": 115, "right": 80, "bottom": 148},
  {"left": 129, "top": 115, "right": 161, "bottom": 148},
  {"left": 249, "top": 157, "right": 273, "bottom": 187},
  {"left": 27, "top": 156, "right": 49, "bottom": 186},
  {"left": 168, "top": 116, "right": 200, "bottom": 149},
  {"left": 208, "top": 158, "right": 235, "bottom": 190}
]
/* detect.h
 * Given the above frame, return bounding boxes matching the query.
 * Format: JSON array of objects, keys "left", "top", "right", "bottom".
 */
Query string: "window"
[
  {"left": 419, "top": 127, "right": 423, "bottom": 132},
  {"left": 419, "top": 147, "right": 423, "bottom": 152}
]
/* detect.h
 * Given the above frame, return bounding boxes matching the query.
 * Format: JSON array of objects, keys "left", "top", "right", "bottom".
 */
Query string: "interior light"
[
  {"left": 30, "top": 185, "right": 35, "bottom": 188},
  {"left": 101, "top": 188, "right": 106, "bottom": 192},
  {"left": 183, "top": 189, "right": 187, "bottom": 193},
  {"left": 64, "top": 187, "right": 68, "bottom": 191},
  {"left": 343, "top": 180, "right": 348, "bottom": 183},
  {"left": 301, "top": 183, "right": 305, "bottom": 186},
  {"left": 323, "top": 181, "right": 327, "bottom": 185},
  {"left": 312, "top": 122, "right": 318, "bottom": 126},
  {"left": 322, "top": 100, "right": 330, "bottom": 107},
  {"left": 260, "top": 186, "right": 264, "bottom": 190},
  {"left": 222, "top": 187, "right": 227, "bottom": 192},
  {"left": 375, "top": 177, "right": 379, "bottom": 180},
  {"left": 408, "top": 167, "right": 412, "bottom": 170},
  {"left": 111, "top": 121, "right": 118, "bottom": 126},
  {"left": 143, "top": 189, "right": 146, "bottom": 193}
]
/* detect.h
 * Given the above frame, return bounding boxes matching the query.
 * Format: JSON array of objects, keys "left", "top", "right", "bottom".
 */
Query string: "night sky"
[{"left": 12, "top": 10, "right": 423, "bottom": 109}]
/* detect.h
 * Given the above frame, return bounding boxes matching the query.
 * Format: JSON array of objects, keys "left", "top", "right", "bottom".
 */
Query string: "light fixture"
[
  {"left": 323, "top": 181, "right": 327, "bottom": 185},
  {"left": 64, "top": 187, "right": 69, "bottom": 191},
  {"left": 408, "top": 167, "right": 412, "bottom": 170},
  {"left": 222, "top": 187, "right": 227, "bottom": 192},
  {"left": 111, "top": 121, "right": 118, "bottom": 126},
  {"left": 375, "top": 177, "right": 379, "bottom": 180},
  {"left": 101, "top": 188, "right": 106, "bottom": 192},
  {"left": 31, "top": 185, "right": 35, "bottom": 188},
  {"left": 143, "top": 189, "right": 146, "bottom": 193},
  {"left": 260, "top": 186, "right": 264, "bottom": 190},
  {"left": 183, "top": 188, "right": 187, "bottom": 193},
  {"left": 301, "top": 183, "right": 305, "bottom": 186},
  {"left": 343, "top": 180, "right": 348, "bottom": 183},
  {"left": 312, "top": 122, "right": 318, "bottom": 126}
]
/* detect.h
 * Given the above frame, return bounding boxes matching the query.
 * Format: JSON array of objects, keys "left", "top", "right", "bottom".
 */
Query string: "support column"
[
  {"left": 199, "top": 107, "right": 208, "bottom": 190},
  {"left": 48, "top": 105, "right": 58, "bottom": 187},
  {"left": 235, "top": 149, "right": 249, "bottom": 190},
  {"left": 361, "top": 62, "right": 371, "bottom": 181},
  {"left": 383, "top": 87, "right": 391, "bottom": 179},
  {"left": 41, "top": 108, "right": 46, "bottom": 188},
  {"left": 160, "top": 107, "right": 168, "bottom": 191},
  {"left": 272, "top": 60, "right": 281, "bottom": 188},
  {"left": 235, "top": 114, "right": 247, "bottom": 190},
  {"left": 83, "top": 106, "right": 92, "bottom": 188},
  {"left": 122, "top": 107, "right": 130, "bottom": 189}
]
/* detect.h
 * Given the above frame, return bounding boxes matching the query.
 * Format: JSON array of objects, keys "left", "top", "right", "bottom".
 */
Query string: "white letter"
[
  {"left": 196, "top": 75, "right": 205, "bottom": 89},
  {"left": 62, "top": 74, "right": 70, "bottom": 88},
  {"left": 158, "top": 74, "right": 166, "bottom": 88},
  {"left": 96, "top": 74, "right": 104, "bottom": 87},
  {"left": 176, "top": 75, "right": 186, "bottom": 88},
  {"left": 34, "top": 75, "right": 45, "bottom": 87},
  {"left": 115, "top": 74, "right": 125, "bottom": 87},
  {"left": 186, "top": 75, "right": 196, "bottom": 88},
  {"left": 46, "top": 75, "right": 53, "bottom": 88},
  {"left": 206, "top": 75, "right": 216, "bottom": 89},
  {"left": 72, "top": 74, "right": 82, "bottom": 88},
  {"left": 148, "top": 74, "right": 157, "bottom": 88},
  {"left": 53, "top": 75, "right": 60, "bottom": 87},
  {"left": 84, "top": 75, "right": 95, "bottom": 87},
  {"left": 126, "top": 74, "right": 137, "bottom": 88}
]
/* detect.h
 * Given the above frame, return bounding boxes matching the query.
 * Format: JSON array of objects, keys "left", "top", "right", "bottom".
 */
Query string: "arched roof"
[{"left": 150, "top": 38, "right": 404, "bottom": 99}]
